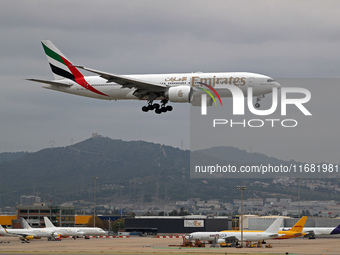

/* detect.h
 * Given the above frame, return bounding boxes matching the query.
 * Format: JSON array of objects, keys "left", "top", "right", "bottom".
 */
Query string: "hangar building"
[{"left": 125, "top": 215, "right": 231, "bottom": 234}]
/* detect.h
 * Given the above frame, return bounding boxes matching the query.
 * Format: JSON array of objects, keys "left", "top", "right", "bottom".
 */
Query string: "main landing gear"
[
  {"left": 255, "top": 95, "right": 265, "bottom": 109},
  {"left": 20, "top": 238, "right": 30, "bottom": 243},
  {"left": 142, "top": 99, "right": 173, "bottom": 114}
]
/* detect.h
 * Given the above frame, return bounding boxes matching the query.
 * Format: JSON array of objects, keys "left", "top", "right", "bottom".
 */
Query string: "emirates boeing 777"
[{"left": 28, "top": 40, "right": 280, "bottom": 114}]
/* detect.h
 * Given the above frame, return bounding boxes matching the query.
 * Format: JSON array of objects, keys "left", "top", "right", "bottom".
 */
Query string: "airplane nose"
[{"left": 274, "top": 82, "right": 281, "bottom": 89}]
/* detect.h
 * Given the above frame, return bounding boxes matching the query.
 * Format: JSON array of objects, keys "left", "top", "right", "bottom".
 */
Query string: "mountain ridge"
[{"left": 0, "top": 136, "right": 338, "bottom": 207}]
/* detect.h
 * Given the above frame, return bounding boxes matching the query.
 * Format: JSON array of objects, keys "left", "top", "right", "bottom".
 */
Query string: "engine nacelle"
[
  {"left": 217, "top": 238, "right": 225, "bottom": 244},
  {"left": 26, "top": 235, "right": 35, "bottom": 240},
  {"left": 165, "top": 86, "right": 193, "bottom": 103}
]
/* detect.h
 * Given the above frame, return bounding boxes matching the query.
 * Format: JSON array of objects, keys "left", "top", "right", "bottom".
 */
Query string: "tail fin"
[
  {"left": 44, "top": 217, "right": 56, "bottom": 228},
  {"left": 20, "top": 218, "right": 32, "bottom": 229},
  {"left": 41, "top": 40, "right": 80, "bottom": 81},
  {"left": 264, "top": 217, "right": 283, "bottom": 234},
  {"left": 330, "top": 224, "right": 340, "bottom": 235},
  {"left": 0, "top": 224, "right": 8, "bottom": 234},
  {"left": 34, "top": 40, "right": 109, "bottom": 97},
  {"left": 290, "top": 216, "right": 307, "bottom": 233}
]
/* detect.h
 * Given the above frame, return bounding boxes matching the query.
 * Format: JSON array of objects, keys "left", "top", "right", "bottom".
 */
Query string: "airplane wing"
[
  {"left": 224, "top": 235, "right": 239, "bottom": 241},
  {"left": 74, "top": 66, "right": 168, "bottom": 92},
  {"left": 17, "top": 233, "right": 35, "bottom": 238},
  {"left": 5, "top": 230, "right": 36, "bottom": 239},
  {"left": 269, "top": 234, "right": 281, "bottom": 238}
]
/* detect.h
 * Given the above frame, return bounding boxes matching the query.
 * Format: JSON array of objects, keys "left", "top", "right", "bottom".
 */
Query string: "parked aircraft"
[
  {"left": 281, "top": 223, "right": 340, "bottom": 239},
  {"left": 218, "top": 216, "right": 307, "bottom": 240},
  {"left": 188, "top": 216, "right": 284, "bottom": 243},
  {"left": 43, "top": 217, "right": 106, "bottom": 237},
  {"left": 27, "top": 40, "right": 280, "bottom": 114},
  {"left": 275, "top": 216, "right": 307, "bottom": 239},
  {"left": 0, "top": 218, "right": 56, "bottom": 243}
]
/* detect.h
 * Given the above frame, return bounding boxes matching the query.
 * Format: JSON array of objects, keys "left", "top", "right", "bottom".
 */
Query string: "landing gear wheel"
[
  {"left": 141, "top": 100, "right": 173, "bottom": 114},
  {"left": 255, "top": 103, "right": 260, "bottom": 108}
]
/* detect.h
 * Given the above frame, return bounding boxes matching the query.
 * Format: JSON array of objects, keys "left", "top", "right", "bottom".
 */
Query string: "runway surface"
[{"left": 0, "top": 236, "right": 339, "bottom": 254}]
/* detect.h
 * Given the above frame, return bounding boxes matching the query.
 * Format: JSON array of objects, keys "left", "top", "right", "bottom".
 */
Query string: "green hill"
[{"left": 0, "top": 136, "right": 338, "bottom": 207}]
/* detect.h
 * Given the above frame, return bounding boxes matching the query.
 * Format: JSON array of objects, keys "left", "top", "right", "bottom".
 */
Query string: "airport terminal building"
[{"left": 14, "top": 204, "right": 75, "bottom": 228}]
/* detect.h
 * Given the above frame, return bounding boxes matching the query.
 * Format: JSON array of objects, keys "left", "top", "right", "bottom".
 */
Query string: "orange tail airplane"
[{"left": 277, "top": 216, "right": 307, "bottom": 239}]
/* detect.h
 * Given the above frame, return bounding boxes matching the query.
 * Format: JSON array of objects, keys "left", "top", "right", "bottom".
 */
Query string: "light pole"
[
  {"left": 297, "top": 178, "right": 301, "bottom": 218},
  {"left": 92, "top": 177, "right": 99, "bottom": 227},
  {"left": 236, "top": 186, "right": 247, "bottom": 247}
]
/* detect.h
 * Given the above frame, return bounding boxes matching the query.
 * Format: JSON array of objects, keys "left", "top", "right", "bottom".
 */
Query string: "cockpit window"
[{"left": 267, "top": 79, "right": 275, "bottom": 82}]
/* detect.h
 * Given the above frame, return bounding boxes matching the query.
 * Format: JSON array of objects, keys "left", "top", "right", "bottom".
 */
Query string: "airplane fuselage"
[
  {"left": 188, "top": 231, "right": 280, "bottom": 242},
  {"left": 0, "top": 227, "right": 53, "bottom": 238},
  {"left": 42, "top": 72, "right": 279, "bottom": 101}
]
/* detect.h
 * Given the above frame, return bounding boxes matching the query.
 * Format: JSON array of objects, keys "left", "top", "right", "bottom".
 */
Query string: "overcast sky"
[{"left": 1, "top": 0, "right": 340, "bottom": 164}]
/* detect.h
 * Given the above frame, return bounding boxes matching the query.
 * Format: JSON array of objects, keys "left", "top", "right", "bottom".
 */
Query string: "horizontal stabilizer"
[{"left": 27, "top": 79, "right": 73, "bottom": 87}]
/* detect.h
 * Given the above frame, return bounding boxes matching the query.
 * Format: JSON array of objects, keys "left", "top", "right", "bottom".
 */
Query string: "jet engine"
[
  {"left": 217, "top": 238, "right": 226, "bottom": 244},
  {"left": 165, "top": 86, "right": 193, "bottom": 103}
]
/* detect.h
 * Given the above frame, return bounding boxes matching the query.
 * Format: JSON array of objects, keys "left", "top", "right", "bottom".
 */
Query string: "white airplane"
[
  {"left": 281, "top": 224, "right": 340, "bottom": 239},
  {"left": 0, "top": 218, "right": 57, "bottom": 243},
  {"left": 43, "top": 217, "right": 106, "bottom": 237},
  {"left": 188, "top": 217, "right": 284, "bottom": 244},
  {"left": 27, "top": 40, "right": 280, "bottom": 114}
]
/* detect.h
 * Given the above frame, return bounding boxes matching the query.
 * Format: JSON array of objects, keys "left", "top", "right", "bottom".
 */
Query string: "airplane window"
[{"left": 267, "top": 79, "right": 275, "bottom": 82}]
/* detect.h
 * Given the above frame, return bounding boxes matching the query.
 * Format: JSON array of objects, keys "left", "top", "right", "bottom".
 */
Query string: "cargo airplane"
[
  {"left": 274, "top": 216, "right": 307, "bottom": 239},
  {"left": 188, "top": 216, "right": 284, "bottom": 244},
  {"left": 27, "top": 40, "right": 281, "bottom": 114},
  {"left": 223, "top": 216, "right": 307, "bottom": 240},
  {"left": 281, "top": 223, "right": 340, "bottom": 239}
]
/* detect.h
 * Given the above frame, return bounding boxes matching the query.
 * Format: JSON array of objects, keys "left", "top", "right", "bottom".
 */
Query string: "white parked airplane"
[
  {"left": 188, "top": 216, "right": 284, "bottom": 244},
  {"left": 19, "top": 217, "right": 78, "bottom": 240},
  {"left": 27, "top": 40, "right": 280, "bottom": 114},
  {"left": 43, "top": 217, "right": 106, "bottom": 237},
  {"left": 0, "top": 218, "right": 56, "bottom": 243},
  {"left": 281, "top": 224, "right": 340, "bottom": 239}
]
